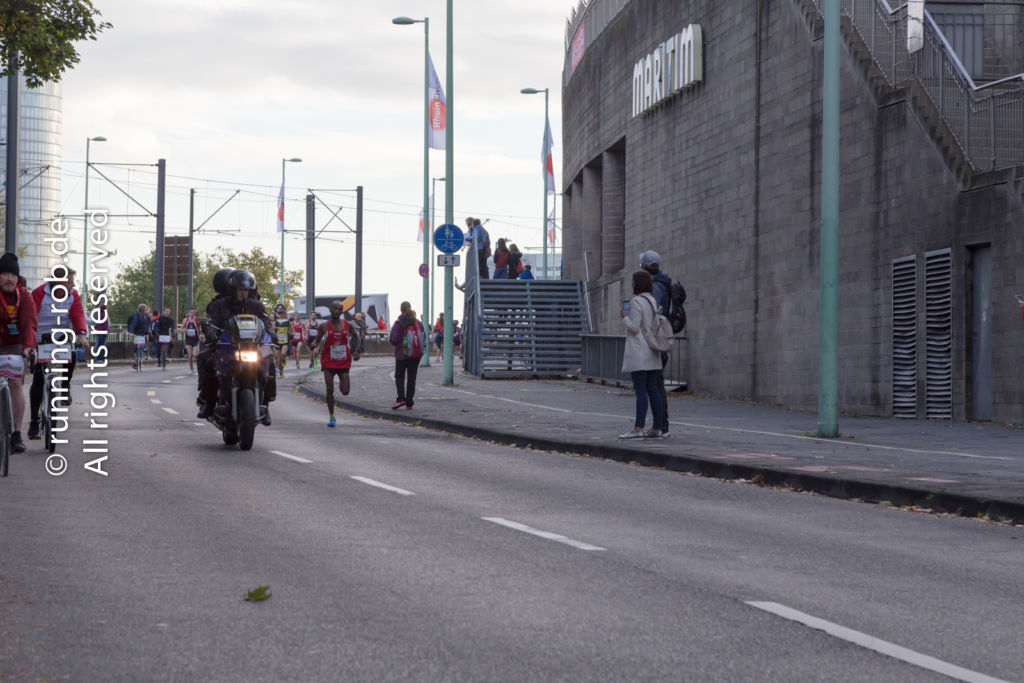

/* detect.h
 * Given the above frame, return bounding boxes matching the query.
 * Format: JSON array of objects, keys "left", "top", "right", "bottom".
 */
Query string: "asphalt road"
[{"left": 0, "top": 360, "right": 1020, "bottom": 682}]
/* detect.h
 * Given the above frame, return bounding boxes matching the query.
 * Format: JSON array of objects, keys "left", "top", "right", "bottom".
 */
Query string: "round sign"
[
  {"left": 433, "top": 224, "right": 465, "bottom": 254},
  {"left": 419, "top": 263, "right": 429, "bottom": 278}
]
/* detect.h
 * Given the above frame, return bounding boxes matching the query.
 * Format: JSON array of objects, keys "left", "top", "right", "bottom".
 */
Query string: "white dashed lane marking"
[
  {"left": 146, "top": 391, "right": 156, "bottom": 396},
  {"left": 162, "top": 407, "right": 179, "bottom": 415},
  {"left": 745, "top": 602, "right": 1010, "bottom": 683},
  {"left": 270, "top": 450, "right": 312, "bottom": 464},
  {"left": 150, "top": 399, "right": 162, "bottom": 405},
  {"left": 350, "top": 476, "right": 414, "bottom": 496},
  {"left": 482, "top": 517, "right": 605, "bottom": 551}
]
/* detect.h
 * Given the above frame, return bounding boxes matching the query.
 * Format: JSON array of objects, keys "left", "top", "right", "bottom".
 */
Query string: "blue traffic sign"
[{"left": 433, "top": 224, "right": 465, "bottom": 254}]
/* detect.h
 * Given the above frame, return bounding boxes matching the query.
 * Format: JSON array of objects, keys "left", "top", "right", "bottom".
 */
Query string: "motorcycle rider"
[
  {"left": 196, "top": 268, "right": 233, "bottom": 418},
  {"left": 201, "top": 269, "right": 275, "bottom": 425}
]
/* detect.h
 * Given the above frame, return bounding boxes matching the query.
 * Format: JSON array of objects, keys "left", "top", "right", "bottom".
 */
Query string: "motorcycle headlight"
[{"left": 237, "top": 350, "right": 260, "bottom": 363}]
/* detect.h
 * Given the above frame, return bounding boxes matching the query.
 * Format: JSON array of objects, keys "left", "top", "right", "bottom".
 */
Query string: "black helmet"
[
  {"left": 227, "top": 269, "right": 256, "bottom": 292},
  {"left": 213, "top": 267, "right": 234, "bottom": 295}
]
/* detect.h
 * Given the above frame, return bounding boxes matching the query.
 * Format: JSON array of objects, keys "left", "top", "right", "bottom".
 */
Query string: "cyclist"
[
  {"left": 311, "top": 300, "right": 359, "bottom": 428},
  {"left": 196, "top": 268, "right": 233, "bottom": 418},
  {"left": 28, "top": 266, "right": 89, "bottom": 438},
  {"left": 270, "top": 303, "right": 290, "bottom": 378},
  {"left": 202, "top": 269, "right": 275, "bottom": 425},
  {"left": 0, "top": 254, "right": 37, "bottom": 453},
  {"left": 154, "top": 306, "right": 175, "bottom": 369},
  {"left": 127, "top": 304, "right": 152, "bottom": 369},
  {"left": 289, "top": 310, "right": 304, "bottom": 370},
  {"left": 305, "top": 311, "right": 320, "bottom": 369},
  {"left": 181, "top": 304, "right": 201, "bottom": 375}
]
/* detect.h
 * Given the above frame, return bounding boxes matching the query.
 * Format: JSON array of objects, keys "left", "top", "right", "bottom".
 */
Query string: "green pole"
[
  {"left": 818, "top": 0, "right": 839, "bottom": 437},
  {"left": 421, "top": 17, "right": 431, "bottom": 367},
  {"left": 280, "top": 158, "right": 286, "bottom": 307},
  {"left": 443, "top": 0, "right": 455, "bottom": 386}
]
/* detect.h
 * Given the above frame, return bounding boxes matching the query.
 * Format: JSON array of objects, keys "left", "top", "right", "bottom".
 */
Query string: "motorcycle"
[{"left": 208, "top": 314, "right": 271, "bottom": 450}]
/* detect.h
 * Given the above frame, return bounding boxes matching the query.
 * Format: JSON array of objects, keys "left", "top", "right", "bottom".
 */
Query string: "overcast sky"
[{"left": 60, "top": 0, "right": 580, "bottom": 318}]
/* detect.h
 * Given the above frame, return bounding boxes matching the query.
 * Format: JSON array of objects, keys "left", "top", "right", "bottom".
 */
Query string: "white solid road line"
[
  {"left": 271, "top": 450, "right": 313, "bottom": 464},
  {"left": 162, "top": 407, "right": 179, "bottom": 415},
  {"left": 482, "top": 517, "right": 606, "bottom": 552},
  {"left": 745, "top": 601, "right": 1010, "bottom": 683},
  {"left": 350, "top": 476, "right": 414, "bottom": 496},
  {"left": 150, "top": 399, "right": 162, "bottom": 405}
]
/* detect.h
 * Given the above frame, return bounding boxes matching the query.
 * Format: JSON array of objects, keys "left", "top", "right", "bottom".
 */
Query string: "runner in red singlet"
[{"left": 311, "top": 300, "right": 359, "bottom": 427}]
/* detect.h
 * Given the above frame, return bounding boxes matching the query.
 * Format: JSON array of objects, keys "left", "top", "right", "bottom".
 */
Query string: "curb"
[{"left": 295, "top": 382, "right": 1024, "bottom": 524}]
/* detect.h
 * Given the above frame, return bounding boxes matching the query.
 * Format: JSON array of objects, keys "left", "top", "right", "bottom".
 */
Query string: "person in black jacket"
[
  {"left": 196, "top": 268, "right": 238, "bottom": 417},
  {"left": 154, "top": 307, "right": 175, "bottom": 369}
]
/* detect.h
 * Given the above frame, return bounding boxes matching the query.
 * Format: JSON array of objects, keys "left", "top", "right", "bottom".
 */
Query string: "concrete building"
[
  {"left": 561, "top": 0, "right": 1024, "bottom": 423},
  {"left": 1, "top": 77, "right": 63, "bottom": 286}
]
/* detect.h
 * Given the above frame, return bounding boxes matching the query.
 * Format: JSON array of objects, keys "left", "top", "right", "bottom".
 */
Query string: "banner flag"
[
  {"left": 543, "top": 114, "right": 555, "bottom": 193},
  {"left": 547, "top": 207, "right": 556, "bottom": 248},
  {"left": 418, "top": 193, "right": 435, "bottom": 242},
  {"left": 277, "top": 182, "right": 285, "bottom": 232},
  {"left": 428, "top": 53, "right": 447, "bottom": 150}
]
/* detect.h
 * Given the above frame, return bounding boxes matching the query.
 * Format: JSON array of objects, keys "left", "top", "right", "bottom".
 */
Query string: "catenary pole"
[
  {"left": 443, "top": 0, "right": 455, "bottom": 386},
  {"left": 154, "top": 159, "right": 166, "bottom": 313},
  {"left": 4, "top": 55, "right": 18, "bottom": 255}
]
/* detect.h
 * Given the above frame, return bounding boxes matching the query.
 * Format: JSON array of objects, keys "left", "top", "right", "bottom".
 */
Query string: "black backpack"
[{"left": 668, "top": 281, "right": 687, "bottom": 334}]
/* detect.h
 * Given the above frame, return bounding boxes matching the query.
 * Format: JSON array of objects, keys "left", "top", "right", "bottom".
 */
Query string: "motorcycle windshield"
[{"left": 234, "top": 315, "right": 260, "bottom": 341}]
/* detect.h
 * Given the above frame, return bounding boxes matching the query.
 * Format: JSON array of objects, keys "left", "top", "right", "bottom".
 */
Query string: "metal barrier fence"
[
  {"left": 812, "top": 0, "right": 1024, "bottom": 172},
  {"left": 563, "top": 0, "right": 633, "bottom": 86},
  {"left": 581, "top": 334, "right": 689, "bottom": 388}
]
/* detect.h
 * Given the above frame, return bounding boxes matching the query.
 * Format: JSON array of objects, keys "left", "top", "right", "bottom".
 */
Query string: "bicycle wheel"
[{"left": 0, "top": 381, "right": 11, "bottom": 477}]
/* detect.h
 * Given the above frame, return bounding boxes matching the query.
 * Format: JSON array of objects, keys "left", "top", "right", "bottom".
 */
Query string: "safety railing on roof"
[
  {"left": 812, "top": 0, "right": 1023, "bottom": 172},
  {"left": 563, "top": 0, "right": 633, "bottom": 85}
]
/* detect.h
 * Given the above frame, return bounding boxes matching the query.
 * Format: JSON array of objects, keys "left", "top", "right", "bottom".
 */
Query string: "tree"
[
  {"left": 1, "top": 0, "right": 111, "bottom": 86},
  {"left": 108, "top": 245, "right": 304, "bottom": 326}
]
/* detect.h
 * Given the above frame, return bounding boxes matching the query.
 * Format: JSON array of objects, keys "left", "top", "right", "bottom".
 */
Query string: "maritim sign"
[{"left": 632, "top": 24, "right": 703, "bottom": 117}]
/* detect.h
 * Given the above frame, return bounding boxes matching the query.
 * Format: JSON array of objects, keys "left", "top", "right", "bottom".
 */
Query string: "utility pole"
[
  {"left": 818, "top": 0, "right": 840, "bottom": 438},
  {"left": 355, "top": 185, "right": 363, "bottom": 314},
  {"left": 4, "top": 55, "right": 19, "bottom": 255},
  {"left": 154, "top": 159, "right": 166, "bottom": 313},
  {"left": 187, "top": 188, "right": 195, "bottom": 310},
  {"left": 305, "top": 193, "right": 315, "bottom": 316},
  {"left": 443, "top": 0, "right": 455, "bottom": 386}
]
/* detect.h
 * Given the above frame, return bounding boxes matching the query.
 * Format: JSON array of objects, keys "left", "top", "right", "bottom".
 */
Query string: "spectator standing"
[
  {"left": 507, "top": 243, "right": 523, "bottom": 279},
  {"left": 352, "top": 311, "right": 369, "bottom": 354},
  {"left": 432, "top": 312, "right": 444, "bottom": 361},
  {"left": 640, "top": 250, "right": 672, "bottom": 438},
  {"left": 492, "top": 238, "right": 510, "bottom": 279},
  {"left": 619, "top": 270, "right": 664, "bottom": 439},
  {"left": 0, "top": 253, "right": 38, "bottom": 453},
  {"left": 518, "top": 263, "right": 535, "bottom": 280},
  {"left": 465, "top": 217, "right": 490, "bottom": 280},
  {"left": 389, "top": 307, "right": 425, "bottom": 410}
]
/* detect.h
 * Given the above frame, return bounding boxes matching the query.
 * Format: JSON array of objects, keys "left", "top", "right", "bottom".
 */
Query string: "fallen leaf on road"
[{"left": 244, "top": 585, "right": 272, "bottom": 602}]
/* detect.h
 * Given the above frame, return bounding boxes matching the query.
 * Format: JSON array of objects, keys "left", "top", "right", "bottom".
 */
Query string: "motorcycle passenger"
[{"left": 203, "top": 269, "right": 275, "bottom": 425}]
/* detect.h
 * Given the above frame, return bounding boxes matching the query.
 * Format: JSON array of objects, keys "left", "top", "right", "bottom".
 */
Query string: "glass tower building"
[{"left": 1, "top": 76, "right": 63, "bottom": 287}]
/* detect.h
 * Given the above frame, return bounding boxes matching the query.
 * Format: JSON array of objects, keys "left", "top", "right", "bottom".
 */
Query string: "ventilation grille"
[
  {"left": 891, "top": 256, "right": 917, "bottom": 418},
  {"left": 924, "top": 249, "right": 953, "bottom": 419}
]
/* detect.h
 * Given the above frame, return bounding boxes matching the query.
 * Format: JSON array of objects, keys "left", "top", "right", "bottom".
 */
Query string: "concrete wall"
[{"left": 561, "top": 0, "right": 1024, "bottom": 422}]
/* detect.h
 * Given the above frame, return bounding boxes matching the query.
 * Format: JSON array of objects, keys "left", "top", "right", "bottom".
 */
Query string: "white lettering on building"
[{"left": 632, "top": 24, "right": 703, "bottom": 118}]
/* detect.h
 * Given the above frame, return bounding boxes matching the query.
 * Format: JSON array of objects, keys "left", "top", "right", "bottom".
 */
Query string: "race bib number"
[
  {"left": 37, "top": 343, "right": 57, "bottom": 361},
  {"left": 0, "top": 354, "right": 25, "bottom": 382},
  {"left": 292, "top": 332, "right": 302, "bottom": 341},
  {"left": 329, "top": 344, "right": 348, "bottom": 361},
  {"left": 186, "top": 328, "right": 197, "bottom": 337},
  {"left": 277, "top": 333, "right": 287, "bottom": 344},
  {"left": 159, "top": 335, "right": 171, "bottom": 343}
]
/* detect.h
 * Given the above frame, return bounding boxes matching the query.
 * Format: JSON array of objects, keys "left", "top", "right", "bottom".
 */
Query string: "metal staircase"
[{"left": 462, "top": 256, "right": 588, "bottom": 378}]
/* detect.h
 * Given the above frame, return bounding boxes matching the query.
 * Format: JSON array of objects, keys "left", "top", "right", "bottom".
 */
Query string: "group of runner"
[{"left": 269, "top": 305, "right": 322, "bottom": 377}]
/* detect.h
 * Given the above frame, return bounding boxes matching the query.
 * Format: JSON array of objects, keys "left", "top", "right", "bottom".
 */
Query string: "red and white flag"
[
  {"left": 418, "top": 193, "right": 435, "bottom": 242},
  {"left": 428, "top": 53, "right": 446, "bottom": 150},
  {"left": 547, "top": 208, "right": 556, "bottom": 248},
  {"left": 276, "top": 181, "right": 285, "bottom": 232},
  {"left": 542, "top": 114, "right": 555, "bottom": 193}
]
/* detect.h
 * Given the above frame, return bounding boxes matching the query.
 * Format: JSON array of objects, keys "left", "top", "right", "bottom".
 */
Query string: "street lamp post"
[
  {"left": 393, "top": 15, "right": 432, "bottom": 367},
  {"left": 82, "top": 135, "right": 106, "bottom": 299},
  {"left": 280, "top": 157, "right": 302, "bottom": 307},
  {"left": 520, "top": 87, "right": 549, "bottom": 280}
]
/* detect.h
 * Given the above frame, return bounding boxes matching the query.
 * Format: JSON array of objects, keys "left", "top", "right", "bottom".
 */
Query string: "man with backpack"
[
  {"left": 640, "top": 250, "right": 675, "bottom": 439},
  {"left": 470, "top": 218, "right": 491, "bottom": 280}
]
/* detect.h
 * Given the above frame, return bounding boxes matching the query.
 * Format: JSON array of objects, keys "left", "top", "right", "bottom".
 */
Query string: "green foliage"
[
  {"left": 0, "top": 0, "right": 111, "bottom": 87},
  {"left": 108, "top": 244, "right": 304, "bottom": 326},
  {"left": 244, "top": 585, "right": 271, "bottom": 602}
]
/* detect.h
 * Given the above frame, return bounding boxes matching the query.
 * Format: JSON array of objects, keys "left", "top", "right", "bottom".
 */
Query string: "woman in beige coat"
[{"left": 620, "top": 270, "right": 665, "bottom": 438}]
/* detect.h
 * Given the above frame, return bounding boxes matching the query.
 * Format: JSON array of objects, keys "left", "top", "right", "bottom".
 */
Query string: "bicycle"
[
  {"left": 34, "top": 344, "right": 59, "bottom": 455},
  {"left": 0, "top": 375, "right": 12, "bottom": 477},
  {"left": 134, "top": 334, "right": 147, "bottom": 372}
]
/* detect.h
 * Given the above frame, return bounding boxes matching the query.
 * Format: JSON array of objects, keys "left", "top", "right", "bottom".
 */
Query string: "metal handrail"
[{"left": 812, "top": 0, "right": 1024, "bottom": 172}]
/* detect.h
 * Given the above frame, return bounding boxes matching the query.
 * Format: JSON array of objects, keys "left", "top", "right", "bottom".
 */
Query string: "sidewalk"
[{"left": 294, "top": 359, "right": 1024, "bottom": 523}]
